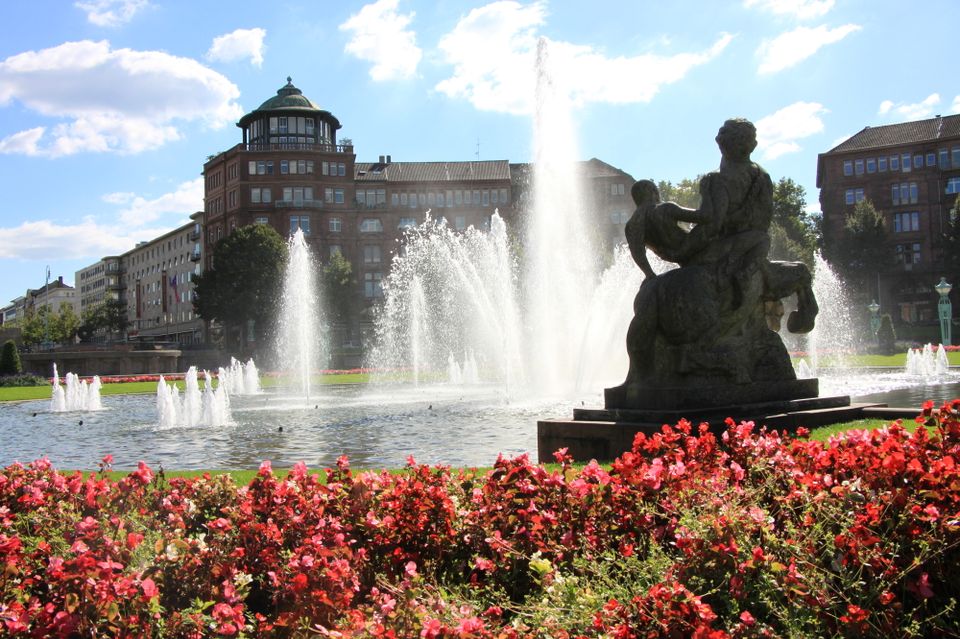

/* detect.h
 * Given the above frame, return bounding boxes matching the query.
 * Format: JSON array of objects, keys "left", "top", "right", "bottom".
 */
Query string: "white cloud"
[
  {"left": 755, "top": 101, "right": 827, "bottom": 160},
  {"left": 110, "top": 178, "right": 204, "bottom": 227},
  {"left": 0, "top": 218, "right": 175, "bottom": 260},
  {"left": 0, "top": 40, "right": 242, "bottom": 156},
  {"left": 435, "top": 1, "right": 732, "bottom": 115},
  {"left": 878, "top": 93, "right": 940, "bottom": 120},
  {"left": 756, "top": 23, "right": 860, "bottom": 75},
  {"left": 743, "top": 0, "right": 834, "bottom": 20},
  {"left": 75, "top": 0, "right": 149, "bottom": 27},
  {"left": 340, "top": 0, "right": 422, "bottom": 81},
  {"left": 206, "top": 28, "right": 267, "bottom": 67}
]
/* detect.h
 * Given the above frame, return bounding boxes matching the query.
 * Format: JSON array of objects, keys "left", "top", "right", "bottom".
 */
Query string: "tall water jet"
[
  {"left": 50, "top": 364, "right": 103, "bottom": 412},
  {"left": 525, "top": 38, "right": 600, "bottom": 393},
  {"left": 276, "top": 228, "right": 324, "bottom": 397},
  {"left": 408, "top": 275, "right": 426, "bottom": 385},
  {"left": 906, "top": 343, "right": 951, "bottom": 378}
]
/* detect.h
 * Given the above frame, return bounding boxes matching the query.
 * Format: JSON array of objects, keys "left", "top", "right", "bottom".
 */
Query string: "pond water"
[{"left": 2, "top": 372, "right": 958, "bottom": 471}]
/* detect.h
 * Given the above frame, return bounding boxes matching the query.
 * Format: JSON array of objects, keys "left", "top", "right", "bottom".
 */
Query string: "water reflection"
[{"left": 1, "top": 374, "right": 957, "bottom": 471}]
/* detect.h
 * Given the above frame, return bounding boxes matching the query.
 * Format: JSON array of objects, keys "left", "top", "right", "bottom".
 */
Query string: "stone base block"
[
  {"left": 605, "top": 378, "right": 819, "bottom": 410},
  {"left": 537, "top": 394, "right": 888, "bottom": 463}
]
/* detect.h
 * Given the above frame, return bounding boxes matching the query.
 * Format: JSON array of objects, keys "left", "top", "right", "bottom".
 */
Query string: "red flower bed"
[{"left": 2, "top": 400, "right": 960, "bottom": 637}]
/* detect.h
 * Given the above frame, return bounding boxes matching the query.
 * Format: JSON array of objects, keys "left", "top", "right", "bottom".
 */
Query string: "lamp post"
[
  {"left": 935, "top": 277, "right": 952, "bottom": 346},
  {"left": 867, "top": 300, "right": 881, "bottom": 335}
]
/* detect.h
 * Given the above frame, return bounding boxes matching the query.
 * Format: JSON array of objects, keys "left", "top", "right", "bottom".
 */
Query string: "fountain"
[
  {"left": 906, "top": 344, "right": 951, "bottom": 378},
  {"left": 50, "top": 364, "right": 103, "bottom": 412},
  {"left": 370, "top": 40, "right": 628, "bottom": 395},
  {"left": 275, "top": 228, "right": 325, "bottom": 397},
  {"left": 156, "top": 366, "right": 231, "bottom": 428},
  {"left": 218, "top": 357, "right": 261, "bottom": 395}
]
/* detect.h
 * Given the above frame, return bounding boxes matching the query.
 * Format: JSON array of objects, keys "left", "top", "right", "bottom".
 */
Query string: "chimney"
[
  {"left": 379, "top": 155, "right": 385, "bottom": 164},
  {"left": 386, "top": 155, "right": 391, "bottom": 163},
  {"left": 58, "top": 276, "right": 63, "bottom": 284}
]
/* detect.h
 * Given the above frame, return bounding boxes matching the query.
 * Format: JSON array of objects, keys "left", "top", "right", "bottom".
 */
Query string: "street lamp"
[
  {"left": 935, "top": 277, "right": 952, "bottom": 346},
  {"left": 867, "top": 300, "right": 881, "bottom": 335}
]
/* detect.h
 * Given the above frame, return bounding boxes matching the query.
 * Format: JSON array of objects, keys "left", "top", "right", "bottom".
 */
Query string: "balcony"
[
  {"left": 275, "top": 199, "right": 323, "bottom": 210},
  {"left": 190, "top": 251, "right": 202, "bottom": 262},
  {"left": 187, "top": 229, "right": 201, "bottom": 241},
  {"left": 245, "top": 143, "right": 354, "bottom": 154}
]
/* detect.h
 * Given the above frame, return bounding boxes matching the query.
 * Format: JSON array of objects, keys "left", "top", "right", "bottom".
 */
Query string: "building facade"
[
  {"left": 75, "top": 256, "right": 123, "bottom": 319},
  {"left": 121, "top": 214, "right": 205, "bottom": 345},
  {"left": 201, "top": 78, "right": 636, "bottom": 350},
  {"left": 817, "top": 114, "right": 960, "bottom": 332}
]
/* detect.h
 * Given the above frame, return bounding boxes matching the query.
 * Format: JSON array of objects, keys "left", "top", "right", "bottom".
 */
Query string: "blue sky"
[{"left": 0, "top": 0, "right": 957, "bottom": 308}]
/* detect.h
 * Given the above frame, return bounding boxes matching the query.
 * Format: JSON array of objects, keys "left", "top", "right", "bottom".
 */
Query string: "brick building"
[
  {"left": 817, "top": 114, "right": 960, "bottom": 333},
  {"left": 201, "top": 78, "right": 635, "bottom": 349}
]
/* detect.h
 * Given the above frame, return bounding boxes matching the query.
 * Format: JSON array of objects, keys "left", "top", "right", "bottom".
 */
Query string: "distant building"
[
  {"left": 75, "top": 256, "right": 123, "bottom": 318},
  {"left": 25, "top": 275, "right": 78, "bottom": 317},
  {"left": 817, "top": 114, "right": 960, "bottom": 332},
  {"left": 201, "top": 78, "right": 636, "bottom": 350},
  {"left": 121, "top": 214, "right": 205, "bottom": 345}
]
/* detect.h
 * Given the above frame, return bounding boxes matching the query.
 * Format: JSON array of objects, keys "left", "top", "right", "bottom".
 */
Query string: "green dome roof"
[
  {"left": 238, "top": 77, "right": 341, "bottom": 131},
  {"left": 256, "top": 77, "right": 320, "bottom": 111}
]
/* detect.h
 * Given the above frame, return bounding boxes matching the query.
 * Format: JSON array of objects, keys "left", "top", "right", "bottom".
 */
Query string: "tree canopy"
[
  {"left": 78, "top": 299, "right": 129, "bottom": 342},
  {"left": 20, "top": 303, "right": 79, "bottom": 348},
  {"left": 323, "top": 251, "right": 356, "bottom": 326},
  {"left": 824, "top": 198, "right": 888, "bottom": 304},
  {"left": 193, "top": 224, "right": 288, "bottom": 351},
  {"left": 769, "top": 177, "right": 820, "bottom": 265}
]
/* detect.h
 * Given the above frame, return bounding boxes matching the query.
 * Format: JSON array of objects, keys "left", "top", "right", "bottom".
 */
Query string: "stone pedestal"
[{"left": 538, "top": 381, "right": 871, "bottom": 463}]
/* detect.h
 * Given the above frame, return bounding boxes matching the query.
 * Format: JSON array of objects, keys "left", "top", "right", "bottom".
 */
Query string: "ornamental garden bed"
[{"left": 1, "top": 399, "right": 959, "bottom": 637}]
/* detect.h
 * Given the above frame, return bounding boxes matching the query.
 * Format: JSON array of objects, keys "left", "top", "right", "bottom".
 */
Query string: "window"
[
  {"left": 335, "top": 189, "right": 344, "bottom": 204},
  {"left": 399, "top": 217, "right": 416, "bottom": 229},
  {"left": 419, "top": 193, "right": 427, "bottom": 206},
  {"left": 926, "top": 152, "right": 936, "bottom": 167},
  {"left": 248, "top": 160, "right": 256, "bottom": 175},
  {"left": 360, "top": 218, "right": 383, "bottom": 233},
  {"left": 953, "top": 146, "right": 960, "bottom": 169},
  {"left": 463, "top": 190, "right": 471, "bottom": 205},
  {"left": 890, "top": 155, "right": 900, "bottom": 171},
  {"left": 455, "top": 216, "right": 466, "bottom": 230},
  {"left": 473, "top": 190, "right": 481, "bottom": 205},
  {"left": 909, "top": 182, "right": 918, "bottom": 203},
  {"left": 410, "top": 193, "right": 418, "bottom": 209},
  {"left": 437, "top": 192, "right": 445, "bottom": 207},
  {"left": 391, "top": 193, "right": 399, "bottom": 207},
  {"left": 456, "top": 190, "right": 463, "bottom": 205},
  {"left": 329, "top": 217, "right": 341, "bottom": 232},
  {"left": 846, "top": 189, "right": 856, "bottom": 205},
  {"left": 364, "top": 272, "right": 383, "bottom": 298},
  {"left": 290, "top": 215, "right": 310, "bottom": 235},
  {"left": 878, "top": 157, "right": 888, "bottom": 172},
  {"left": 894, "top": 212, "right": 920, "bottom": 233},
  {"left": 866, "top": 158, "right": 876, "bottom": 173},
  {"left": 854, "top": 159, "right": 864, "bottom": 175},
  {"left": 913, "top": 154, "right": 923, "bottom": 169},
  {"left": 228, "top": 190, "right": 238, "bottom": 207},
  {"left": 325, "top": 188, "right": 334, "bottom": 203},
  {"left": 854, "top": 188, "right": 864, "bottom": 203},
  {"left": 427, "top": 192, "right": 435, "bottom": 206},
  {"left": 482, "top": 190, "right": 490, "bottom": 206},
  {"left": 338, "top": 163, "right": 346, "bottom": 177},
  {"left": 895, "top": 243, "right": 921, "bottom": 266},
  {"left": 491, "top": 190, "right": 499, "bottom": 205},
  {"left": 356, "top": 190, "right": 366, "bottom": 207},
  {"left": 250, "top": 187, "right": 271, "bottom": 203},
  {"left": 946, "top": 177, "right": 960, "bottom": 194},
  {"left": 363, "top": 245, "right": 381, "bottom": 264},
  {"left": 322, "top": 162, "right": 330, "bottom": 176},
  {"left": 843, "top": 160, "right": 853, "bottom": 176},
  {"left": 940, "top": 149, "right": 950, "bottom": 169},
  {"left": 400, "top": 193, "right": 408, "bottom": 206},
  {"left": 254, "top": 216, "right": 269, "bottom": 225},
  {"left": 280, "top": 160, "right": 289, "bottom": 174},
  {"left": 891, "top": 184, "right": 899, "bottom": 205},
  {"left": 901, "top": 153, "right": 911, "bottom": 171}
]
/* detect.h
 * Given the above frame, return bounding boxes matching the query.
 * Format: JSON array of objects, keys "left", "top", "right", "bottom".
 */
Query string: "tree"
[
  {"left": 19, "top": 303, "right": 79, "bottom": 348},
  {"left": 769, "top": 177, "right": 819, "bottom": 265},
  {"left": 53, "top": 303, "right": 80, "bottom": 344},
  {"left": 824, "top": 198, "right": 888, "bottom": 305},
  {"left": 193, "top": 224, "right": 288, "bottom": 353},
  {"left": 78, "top": 299, "right": 130, "bottom": 342},
  {"left": 0, "top": 340, "right": 21, "bottom": 375},
  {"left": 657, "top": 177, "right": 701, "bottom": 208},
  {"left": 940, "top": 197, "right": 960, "bottom": 272},
  {"left": 323, "top": 251, "right": 356, "bottom": 326}
]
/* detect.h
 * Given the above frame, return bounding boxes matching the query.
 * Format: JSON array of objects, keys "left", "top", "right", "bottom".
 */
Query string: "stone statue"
[{"left": 607, "top": 118, "right": 818, "bottom": 409}]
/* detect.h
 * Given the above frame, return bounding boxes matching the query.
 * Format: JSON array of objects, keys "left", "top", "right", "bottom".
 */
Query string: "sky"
[{"left": 0, "top": 0, "right": 958, "bottom": 308}]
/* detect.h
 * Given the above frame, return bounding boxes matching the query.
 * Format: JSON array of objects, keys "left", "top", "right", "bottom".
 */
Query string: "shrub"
[
  {"left": 0, "top": 339, "right": 21, "bottom": 375},
  {"left": 0, "top": 372, "right": 47, "bottom": 387},
  {"left": 877, "top": 313, "right": 897, "bottom": 355}
]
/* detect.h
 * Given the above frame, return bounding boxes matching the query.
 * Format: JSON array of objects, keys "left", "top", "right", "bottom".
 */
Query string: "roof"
[
  {"left": 354, "top": 160, "right": 511, "bottom": 183},
  {"left": 238, "top": 78, "right": 341, "bottom": 130},
  {"left": 826, "top": 113, "right": 960, "bottom": 154}
]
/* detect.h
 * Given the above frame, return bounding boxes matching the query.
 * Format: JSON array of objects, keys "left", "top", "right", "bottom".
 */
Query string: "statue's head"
[{"left": 716, "top": 118, "right": 757, "bottom": 161}]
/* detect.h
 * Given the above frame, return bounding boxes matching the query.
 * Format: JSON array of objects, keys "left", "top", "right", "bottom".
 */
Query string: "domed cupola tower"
[{"left": 238, "top": 77, "right": 342, "bottom": 148}]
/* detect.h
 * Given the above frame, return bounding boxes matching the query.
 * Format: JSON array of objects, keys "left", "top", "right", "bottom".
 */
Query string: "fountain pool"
[{"left": 2, "top": 369, "right": 957, "bottom": 471}]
